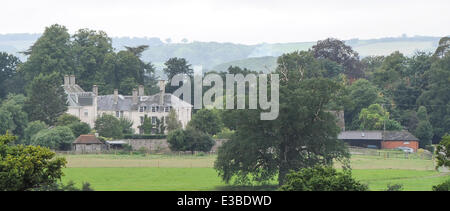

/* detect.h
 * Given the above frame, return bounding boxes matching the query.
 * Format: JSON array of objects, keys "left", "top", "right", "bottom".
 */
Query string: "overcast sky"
[{"left": 1, "top": 0, "right": 449, "bottom": 44}]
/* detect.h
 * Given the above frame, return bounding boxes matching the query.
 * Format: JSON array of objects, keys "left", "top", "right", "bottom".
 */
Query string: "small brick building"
[
  {"left": 338, "top": 130, "right": 419, "bottom": 152},
  {"left": 73, "top": 134, "right": 105, "bottom": 153}
]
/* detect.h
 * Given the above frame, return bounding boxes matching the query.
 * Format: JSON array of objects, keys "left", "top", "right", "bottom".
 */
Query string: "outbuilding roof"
[
  {"left": 338, "top": 130, "right": 419, "bottom": 141},
  {"left": 73, "top": 134, "right": 103, "bottom": 144}
]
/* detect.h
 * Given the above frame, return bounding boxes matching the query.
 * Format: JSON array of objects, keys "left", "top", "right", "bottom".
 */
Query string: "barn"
[
  {"left": 72, "top": 134, "right": 105, "bottom": 153},
  {"left": 338, "top": 130, "right": 419, "bottom": 152}
]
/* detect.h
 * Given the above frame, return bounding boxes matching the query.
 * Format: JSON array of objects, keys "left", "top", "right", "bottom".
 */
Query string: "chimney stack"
[
  {"left": 113, "top": 89, "right": 118, "bottom": 104},
  {"left": 69, "top": 75, "right": 76, "bottom": 85},
  {"left": 138, "top": 85, "right": 145, "bottom": 96},
  {"left": 64, "top": 75, "right": 70, "bottom": 86},
  {"left": 132, "top": 88, "right": 138, "bottom": 104},
  {"left": 158, "top": 80, "right": 166, "bottom": 105},
  {"left": 92, "top": 85, "right": 98, "bottom": 96}
]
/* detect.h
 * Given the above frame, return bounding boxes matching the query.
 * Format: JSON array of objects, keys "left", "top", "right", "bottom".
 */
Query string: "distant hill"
[
  {"left": 0, "top": 33, "right": 442, "bottom": 74},
  {"left": 212, "top": 56, "right": 278, "bottom": 73}
]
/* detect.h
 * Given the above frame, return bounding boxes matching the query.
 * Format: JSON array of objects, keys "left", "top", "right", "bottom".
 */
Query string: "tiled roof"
[
  {"left": 97, "top": 93, "right": 192, "bottom": 111},
  {"left": 73, "top": 134, "right": 103, "bottom": 144}
]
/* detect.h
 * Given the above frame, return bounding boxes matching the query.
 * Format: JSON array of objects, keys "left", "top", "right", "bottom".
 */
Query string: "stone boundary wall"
[{"left": 118, "top": 139, "right": 229, "bottom": 153}]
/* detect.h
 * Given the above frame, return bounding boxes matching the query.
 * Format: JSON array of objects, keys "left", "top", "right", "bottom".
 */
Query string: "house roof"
[
  {"left": 73, "top": 134, "right": 103, "bottom": 144},
  {"left": 338, "top": 130, "right": 419, "bottom": 141},
  {"left": 338, "top": 131, "right": 382, "bottom": 140},
  {"left": 97, "top": 93, "right": 192, "bottom": 111},
  {"left": 382, "top": 131, "right": 419, "bottom": 141}
]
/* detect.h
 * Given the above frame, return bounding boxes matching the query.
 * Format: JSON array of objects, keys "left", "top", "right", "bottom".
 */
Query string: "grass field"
[{"left": 60, "top": 153, "right": 449, "bottom": 191}]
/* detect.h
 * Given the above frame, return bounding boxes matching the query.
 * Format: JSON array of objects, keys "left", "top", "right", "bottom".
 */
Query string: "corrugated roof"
[
  {"left": 338, "top": 131, "right": 382, "bottom": 140},
  {"left": 338, "top": 130, "right": 419, "bottom": 141},
  {"left": 73, "top": 134, "right": 103, "bottom": 144},
  {"left": 383, "top": 131, "right": 418, "bottom": 141}
]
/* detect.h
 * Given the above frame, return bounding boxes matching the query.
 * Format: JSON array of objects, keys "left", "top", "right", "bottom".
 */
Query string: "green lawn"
[{"left": 61, "top": 167, "right": 449, "bottom": 191}]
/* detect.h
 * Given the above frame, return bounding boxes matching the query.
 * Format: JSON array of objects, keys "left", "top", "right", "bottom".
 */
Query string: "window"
[
  {"left": 152, "top": 106, "right": 157, "bottom": 112},
  {"left": 139, "top": 106, "right": 147, "bottom": 112},
  {"left": 116, "top": 111, "right": 124, "bottom": 118},
  {"left": 404, "top": 142, "right": 410, "bottom": 145},
  {"left": 140, "top": 116, "right": 144, "bottom": 124},
  {"left": 151, "top": 116, "right": 157, "bottom": 124},
  {"left": 164, "top": 106, "right": 170, "bottom": 112},
  {"left": 84, "top": 109, "right": 89, "bottom": 117}
]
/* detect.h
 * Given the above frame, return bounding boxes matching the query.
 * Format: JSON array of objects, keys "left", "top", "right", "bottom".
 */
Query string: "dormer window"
[{"left": 152, "top": 106, "right": 157, "bottom": 112}]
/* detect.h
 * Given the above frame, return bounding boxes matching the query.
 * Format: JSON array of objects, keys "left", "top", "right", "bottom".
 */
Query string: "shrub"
[
  {"left": 279, "top": 165, "right": 368, "bottom": 191},
  {"left": 167, "top": 128, "right": 215, "bottom": 154},
  {"left": 432, "top": 179, "right": 450, "bottom": 191},
  {"left": 385, "top": 184, "right": 403, "bottom": 191}
]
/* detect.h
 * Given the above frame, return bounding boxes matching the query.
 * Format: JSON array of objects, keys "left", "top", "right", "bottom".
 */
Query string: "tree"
[
  {"left": 432, "top": 179, "right": 450, "bottom": 191},
  {"left": 417, "top": 52, "right": 450, "bottom": 142},
  {"left": 125, "top": 45, "right": 149, "bottom": 58},
  {"left": 344, "top": 79, "right": 382, "bottom": 130},
  {"left": 0, "top": 52, "right": 22, "bottom": 98},
  {"left": 414, "top": 106, "right": 433, "bottom": 148},
  {"left": 0, "top": 94, "right": 28, "bottom": 140},
  {"left": 358, "top": 104, "right": 402, "bottom": 131},
  {"left": 23, "top": 121, "right": 48, "bottom": 145},
  {"left": 19, "top": 24, "right": 74, "bottom": 84},
  {"left": 163, "top": 57, "right": 193, "bottom": 81},
  {"left": 31, "top": 126, "right": 75, "bottom": 151},
  {"left": 94, "top": 114, "right": 123, "bottom": 139},
  {"left": 68, "top": 122, "right": 91, "bottom": 138},
  {"left": 279, "top": 166, "right": 368, "bottom": 191},
  {"left": 188, "top": 109, "right": 223, "bottom": 136},
  {"left": 312, "top": 38, "right": 364, "bottom": 79},
  {"left": 215, "top": 52, "right": 350, "bottom": 186},
  {"left": 435, "top": 135, "right": 450, "bottom": 169},
  {"left": 0, "top": 132, "right": 67, "bottom": 191},
  {"left": 167, "top": 128, "right": 215, "bottom": 154},
  {"left": 434, "top": 36, "right": 450, "bottom": 58},
  {"left": 23, "top": 72, "right": 67, "bottom": 126},
  {"left": 118, "top": 117, "right": 134, "bottom": 135},
  {"left": 56, "top": 114, "right": 81, "bottom": 126},
  {"left": 138, "top": 116, "right": 153, "bottom": 134},
  {"left": 372, "top": 51, "right": 406, "bottom": 91},
  {"left": 166, "top": 109, "right": 182, "bottom": 132},
  {"left": 72, "top": 29, "right": 114, "bottom": 91}
]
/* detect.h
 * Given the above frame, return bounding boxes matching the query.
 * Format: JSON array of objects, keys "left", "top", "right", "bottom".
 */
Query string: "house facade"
[
  {"left": 338, "top": 130, "right": 420, "bottom": 152},
  {"left": 63, "top": 75, "right": 192, "bottom": 134}
]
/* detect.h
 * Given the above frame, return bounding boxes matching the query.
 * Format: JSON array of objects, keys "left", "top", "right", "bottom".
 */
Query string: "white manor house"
[{"left": 62, "top": 75, "right": 192, "bottom": 134}]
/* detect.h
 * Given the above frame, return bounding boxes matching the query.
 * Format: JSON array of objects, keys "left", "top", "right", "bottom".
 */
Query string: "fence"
[{"left": 349, "top": 147, "right": 434, "bottom": 160}]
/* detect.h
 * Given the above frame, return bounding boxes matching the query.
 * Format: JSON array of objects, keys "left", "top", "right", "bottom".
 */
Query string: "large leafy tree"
[
  {"left": 417, "top": 52, "right": 450, "bottom": 142},
  {"left": 215, "top": 52, "right": 349, "bottom": 186},
  {"left": 0, "top": 132, "right": 67, "bottom": 191},
  {"left": 312, "top": 38, "right": 364, "bottom": 79},
  {"left": 414, "top": 106, "right": 433, "bottom": 148},
  {"left": 23, "top": 121, "right": 48, "bottom": 145},
  {"left": 72, "top": 29, "right": 114, "bottom": 91},
  {"left": 167, "top": 128, "right": 215, "bottom": 154},
  {"left": 19, "top": 24, "right": 74, "bottom": 84},
  {"left": 0, "top": 52, "right": 22, "bottom": 98},
  {"left": 31, "top": 126, "right": 75, "bottom": 151},
  {"left": 23, "top": 72, "right": 67, "bottom": 126},
  {"left": 0, "top": 94, "right": 28, "bottom": 140},
  {"left": 344, "top": 79, "right": 382, "bottom": 130},
  {"left": 188, "top": 109, "right": 223, "bottom": 136},
  {"left": 163, "top": 57, "right": 193, "bottom": 81},
  {"left": 358, "top": 104, "right": 403, "bottom": 131},
  {"left": 435, "top": 135, "right": 450, "bottom": 169},
  {"left": 94, "top": 114, "right": 123, "bottom": 139}
]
